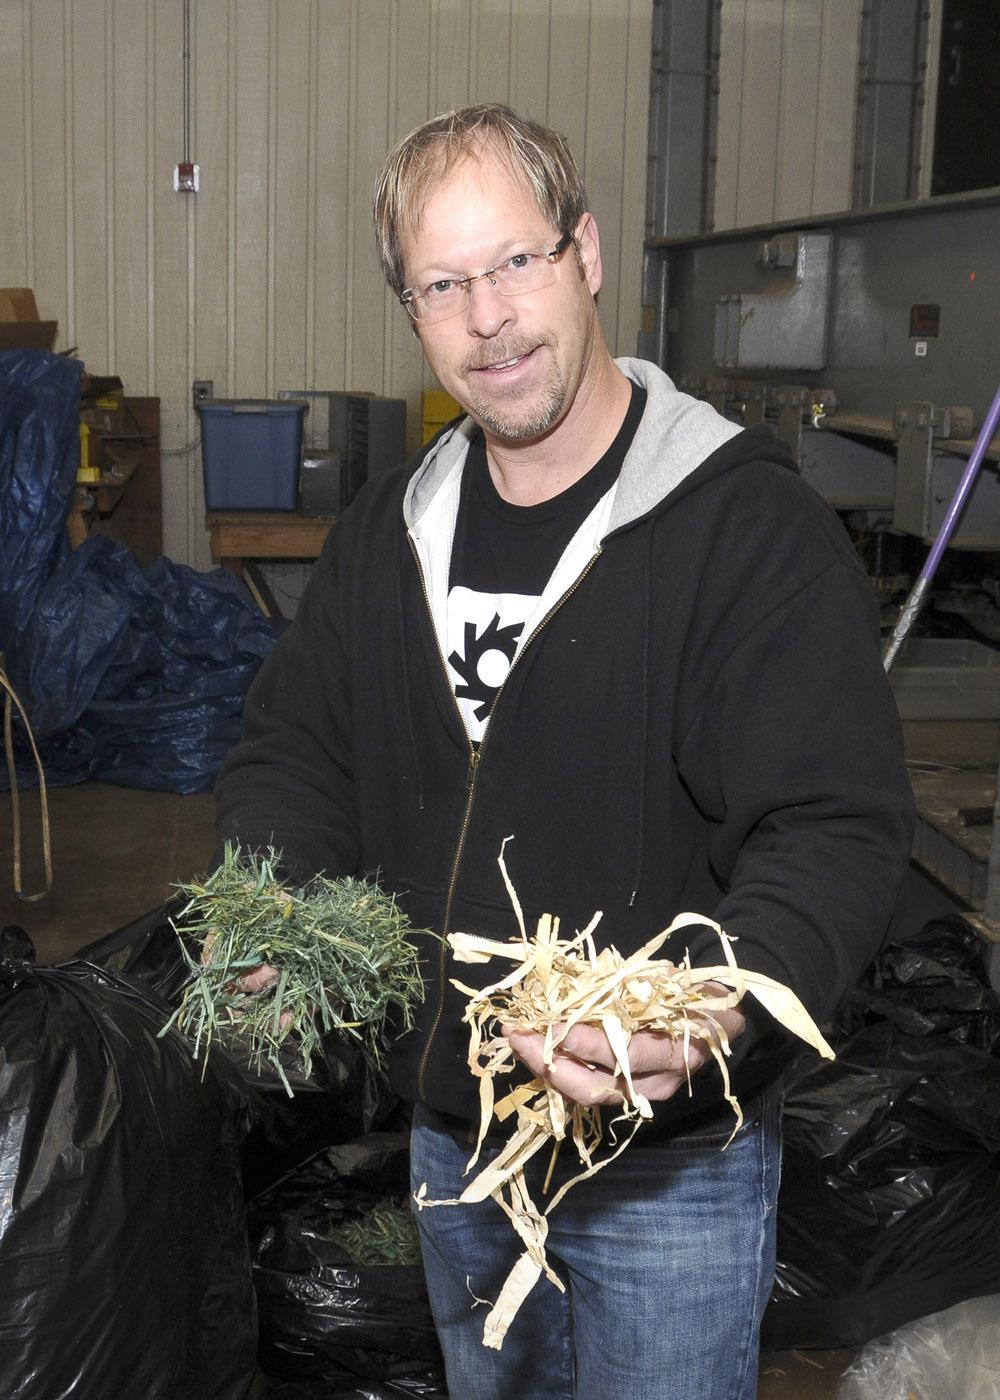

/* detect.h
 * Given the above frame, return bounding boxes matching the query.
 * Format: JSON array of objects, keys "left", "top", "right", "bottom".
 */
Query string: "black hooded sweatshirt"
[{"left": 215, "top": 358, "right": 915, "bottom": 1138}]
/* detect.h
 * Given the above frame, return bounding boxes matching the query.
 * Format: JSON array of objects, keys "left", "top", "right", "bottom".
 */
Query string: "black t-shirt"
[{"left": 446, "top": 383, "right": 645, "bottom": 736}]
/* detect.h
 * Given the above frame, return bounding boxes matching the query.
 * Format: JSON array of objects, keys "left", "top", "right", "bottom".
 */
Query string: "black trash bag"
[
  {"left": 78, "top": 903, "right": 398, "bottom": 1195},
  {"left": 0, "top": 926, "right": 264, "bottom": 1400},
  {"left": 763, "top": 915, "right": 1000, "bottom": 1351},
  {"left": 264, "top": 1375, "right": 446, "bottom": 1399},
  {"left": 249, "top": 1134, "right": 446, "bottom": 1398},
  {"left": 264, "top": 1374, "right": 447, "bottom": 1399},
  {"left": 834, "top": 915, "right": 1000, "bottom": 1052}
]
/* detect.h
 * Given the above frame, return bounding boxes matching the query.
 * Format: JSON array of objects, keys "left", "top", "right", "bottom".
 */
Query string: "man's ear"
[{"left": 575, "top": 212, "right": 603, "bottom": 297}]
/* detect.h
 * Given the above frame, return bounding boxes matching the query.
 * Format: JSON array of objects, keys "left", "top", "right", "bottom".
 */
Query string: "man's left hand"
[{"left": 505, "top": 989, "right": 746, "bottom": 1107}]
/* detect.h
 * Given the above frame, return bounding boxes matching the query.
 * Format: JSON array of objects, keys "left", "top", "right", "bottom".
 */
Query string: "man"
[{"left": 216, "top": 104, "right": 914, "bottom": 1398}]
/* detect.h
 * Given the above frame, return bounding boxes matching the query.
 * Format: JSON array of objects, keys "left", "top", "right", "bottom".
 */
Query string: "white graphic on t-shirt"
[{"left": 447, "top": 585, "right": 539, "bottom": 740}]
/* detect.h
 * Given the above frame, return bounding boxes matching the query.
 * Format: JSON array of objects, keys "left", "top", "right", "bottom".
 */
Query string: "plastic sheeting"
[
  {"left": 0, "top": 924, "right": 264, "bottom": 1400},
  {"left": 836, "top": 1295, "right": 1000, "bottom": 1400},
  {"left": 0, "top": 349, "right": 277, "bottom": 793},
  {"left": 0, "top": 350, "right": 81, "bottom": 642},
  {"left": 764, "top": 916, "right": 1000, "bottom": 1351}
]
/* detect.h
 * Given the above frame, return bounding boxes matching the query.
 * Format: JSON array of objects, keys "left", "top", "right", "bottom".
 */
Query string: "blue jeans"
[{"left": 410, "top": 1097, "right": 781, "bottom": 1400}]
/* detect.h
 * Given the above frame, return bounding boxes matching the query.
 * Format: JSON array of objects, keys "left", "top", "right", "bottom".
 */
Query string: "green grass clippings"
[
  {"left": 330, "top": 1195, "right": 422, "bottom": 1267},
  {"left": 160, "top": 844, "right": 426, "bottom": 1093}
]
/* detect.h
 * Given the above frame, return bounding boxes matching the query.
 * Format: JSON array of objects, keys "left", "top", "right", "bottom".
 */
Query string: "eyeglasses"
[{"left": 400, "top": 232, "right": 574, "bottom": 325}]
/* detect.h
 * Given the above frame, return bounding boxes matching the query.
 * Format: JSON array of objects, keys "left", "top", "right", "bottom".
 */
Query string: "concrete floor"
[
  {"left": 0, "top": 780, "right": 217, "bottom": 962},
  {"left": 0, "top": 777, "right": 891, "bottom": 1397}
]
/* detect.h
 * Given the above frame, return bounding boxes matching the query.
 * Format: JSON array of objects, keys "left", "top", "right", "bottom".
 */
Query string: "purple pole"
[{"left": 883, "top": 382, "right": 1000, "bottom": 672}]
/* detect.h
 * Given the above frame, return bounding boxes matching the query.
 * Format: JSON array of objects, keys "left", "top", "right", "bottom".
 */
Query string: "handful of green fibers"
[{"left": 161, "top": 845, "right": 426, "bottom": 1092}]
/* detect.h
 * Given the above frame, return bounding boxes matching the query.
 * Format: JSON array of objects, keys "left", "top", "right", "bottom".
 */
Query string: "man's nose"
[{"left": 464, "top": 275, "right": 515, "bottom": 338}]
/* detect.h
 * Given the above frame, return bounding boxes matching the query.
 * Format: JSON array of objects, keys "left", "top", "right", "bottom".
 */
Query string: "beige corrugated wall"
[
  {"left": 0, "top": 0, "right": 653, "bottom": 569},
  {"left": 714, "top": 0, "right": 862, "bottom": 230}
]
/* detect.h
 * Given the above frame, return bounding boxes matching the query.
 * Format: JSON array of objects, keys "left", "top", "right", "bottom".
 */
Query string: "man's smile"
[{"left": 466, "top": 344, "right": 542, "bottom": 377}]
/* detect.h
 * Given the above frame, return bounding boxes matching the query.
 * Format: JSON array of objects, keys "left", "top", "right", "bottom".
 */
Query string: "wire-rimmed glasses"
[{"left": 400, "top": 232, "right": 574, "bottom": 325}]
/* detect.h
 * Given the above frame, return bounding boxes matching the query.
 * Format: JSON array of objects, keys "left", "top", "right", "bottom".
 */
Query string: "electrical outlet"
[
  {"left": 174, "top": 162, "right": 200, "bottom": 193},
  {"left": 192, "top": 380, "right": 213, "bottom": 408}
]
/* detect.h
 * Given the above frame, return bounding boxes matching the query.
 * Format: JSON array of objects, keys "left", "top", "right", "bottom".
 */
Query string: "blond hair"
[{"left": 373, "top": 103, "right": 588, "bottom": 295}]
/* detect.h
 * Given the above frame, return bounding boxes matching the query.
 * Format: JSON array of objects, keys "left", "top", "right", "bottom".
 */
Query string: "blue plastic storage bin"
[{"left": 197, "top": 399, "right": 308, "bottom": 510}]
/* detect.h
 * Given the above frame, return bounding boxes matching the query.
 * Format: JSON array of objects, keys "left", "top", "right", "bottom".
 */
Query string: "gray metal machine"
[
  {"left": 643, "top": 187, "right": 1000, "bottom": 548},
  {"left": 642, "top": 189, "right": 1000, "bottom": 939}
]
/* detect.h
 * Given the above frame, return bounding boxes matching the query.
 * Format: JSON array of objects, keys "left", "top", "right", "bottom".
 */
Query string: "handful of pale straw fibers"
[{"left": 415, "top": 840, "right": 833, "bottom": 1349}]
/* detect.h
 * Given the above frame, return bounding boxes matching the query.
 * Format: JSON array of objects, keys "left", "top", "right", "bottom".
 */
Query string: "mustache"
[{"left": 462, "top": 339, "right": 546, "bottom": 373}]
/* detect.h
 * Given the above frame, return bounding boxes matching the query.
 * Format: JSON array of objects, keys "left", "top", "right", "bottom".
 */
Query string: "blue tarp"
[{"left": 0, "top": 349, "right": 278, "bottom": 793}]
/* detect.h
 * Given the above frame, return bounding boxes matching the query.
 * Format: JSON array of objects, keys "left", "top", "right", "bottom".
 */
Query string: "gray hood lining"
[{"left": 402, "top": 357, "right": 742, "bottom": 536}]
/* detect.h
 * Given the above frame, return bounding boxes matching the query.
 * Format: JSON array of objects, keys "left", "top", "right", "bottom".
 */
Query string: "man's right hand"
[{"left": 239, "top": 963, "right": 281, "bottom": 994}]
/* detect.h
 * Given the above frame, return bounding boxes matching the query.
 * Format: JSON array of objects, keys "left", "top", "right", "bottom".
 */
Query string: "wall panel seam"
[
  {"left": 186, "top": 0, "right": 198, "bottom": 561},
  {"left": 64, "top": 0, "right": 75, "bottom": 348},
  {"left": 267, "top": 0, "right": 278, "bottom": 399},
  {"left": 583, "top": 0, "right": 592, "bottom": 168},
  {"left": 227, "top": 0, "right": 237, "bottom": 398},
  {"left": 428, "top": 0, "right": 438, "bottom": 116},
  {"left": 612, "top": 0, "right": 634, "bottom": 347},
  {"left": 22, "top": 0, "right": 33, "bottom": 284},
  {"left": 385, "top": 0, "right": 398, "bottom": 390},
  {"left": 106, "top": 0, "right": 116, "bottom": 371},
  {"left": 468, "top": 0, "right": 477, "bottom": 98},
  {"left": 305, "top": 0, "right": 318, "bottom": 390},
  {"left": 774, "top": 0, "right": 785, "bottom": 219},
  {"left": 507, "top": 0, "right": 514, "bottom": 105},
  {"left": 799, "top": 0, "right": 814, "bottom": 211},
  {"left": 346, "top": 0, "right": 359, "bottom": 385},
  {"left": 817, "top": 0, "right": 834, "bottom": 212},
  {"left": 620, "top": 0, "right": 648, "bottom": 356},
  {"left": 544, "top": 0, "right": 553, "bottom": 125}
]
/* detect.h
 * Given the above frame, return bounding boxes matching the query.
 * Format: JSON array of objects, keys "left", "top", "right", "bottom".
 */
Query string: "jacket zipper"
[
  {"left": 416, "top": 742, "right": 481, "bottom": 1096},
  {"left": 407, "top": 533, "right": 602, "bottom": 1100}
]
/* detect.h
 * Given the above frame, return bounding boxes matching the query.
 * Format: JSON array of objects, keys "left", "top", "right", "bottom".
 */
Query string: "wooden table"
[{"left": 206, "top": 510, "right": 334, "bottom": 577}]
